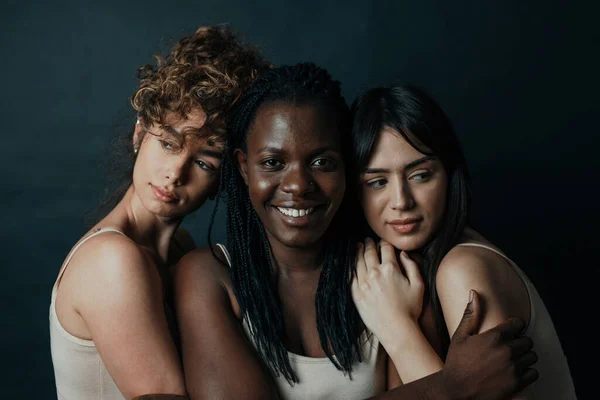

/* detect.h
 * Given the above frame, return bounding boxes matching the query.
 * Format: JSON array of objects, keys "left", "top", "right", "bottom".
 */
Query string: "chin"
[
  {"left": 276, "top": 231, "right": 324, "bottom": 249},
  {"left": 384, "top": 235, "right": 426, "bottom": 252}
]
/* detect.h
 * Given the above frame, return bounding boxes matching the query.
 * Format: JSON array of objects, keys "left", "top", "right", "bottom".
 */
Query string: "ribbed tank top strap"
[
  {"left": 215, "top": 243, "right": 232, "bottom": 267},
  {"left": 53, "top": 228, "right": 127, "bottom": 295},
  {"left": 454, "top": 242, "right": 535, "bottom": 332}
]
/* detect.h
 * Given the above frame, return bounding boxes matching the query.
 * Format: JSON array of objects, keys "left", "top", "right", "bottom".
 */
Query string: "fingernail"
[{"left": 468, "top": 290, "right": 474, "bottom": 304}]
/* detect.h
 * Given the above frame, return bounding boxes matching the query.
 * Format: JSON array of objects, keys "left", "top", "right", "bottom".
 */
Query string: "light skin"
[
  {"left": 356, "top": 128, "right": 533, "bottom": 395},
  {"left": 175, "top": 102, "right": 537, "bottom": 399},
  {"left": 54, "top": 108, "right": 222, "bottom": 398}
]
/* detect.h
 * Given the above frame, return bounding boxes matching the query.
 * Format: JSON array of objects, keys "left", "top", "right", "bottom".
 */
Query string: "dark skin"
[{"left": 174, "top": 101, "right": 538, "bottom": 399}]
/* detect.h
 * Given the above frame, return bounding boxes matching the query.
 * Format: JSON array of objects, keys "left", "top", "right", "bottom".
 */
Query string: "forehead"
[
  {"left": 163, "top": 108, "right": 208, "bottom": 129},
  {"left": 247, "top": 102, "right": 340, "bottom": 150},
  {"left": 160, "top": 108, "right": 223, "bottom": 150},
  {"left": 369, "top": 128, "right": 427, "bottom": 164}
]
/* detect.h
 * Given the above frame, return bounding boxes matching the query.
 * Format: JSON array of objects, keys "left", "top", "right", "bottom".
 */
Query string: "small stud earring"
[{"left": 134, "top": 148, "right": 138, "bottom": 154}]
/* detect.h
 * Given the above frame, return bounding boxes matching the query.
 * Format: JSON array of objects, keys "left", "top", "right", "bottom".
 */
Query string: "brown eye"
[
  {"left": 409, "top": 172, "right": 431, "bottom": 181},
  {"left": 261, "top": 158, "right": 283, "bottom": 169},
  {"left": 366, "top": 179, "right": 387, "bottom": 189},
  {"left": 312, "top": 158, "right": 330, "bottom": 167}
]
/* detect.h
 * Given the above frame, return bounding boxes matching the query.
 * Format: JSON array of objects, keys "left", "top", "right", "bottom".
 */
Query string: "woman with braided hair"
[
  {"left": 49, "top": 26, "right": 268, "bottom": 399},
  {"left": 174, "top": 62, "right": 538, "bottom": 399}
]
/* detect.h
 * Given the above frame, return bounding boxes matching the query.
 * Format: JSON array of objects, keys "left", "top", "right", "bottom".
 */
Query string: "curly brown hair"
[
  {"left": 91, "top": 25, "right": 268, "bottom": 223},
  {"left": 131, "top": 25, "right": 269, "bottom": 145}
]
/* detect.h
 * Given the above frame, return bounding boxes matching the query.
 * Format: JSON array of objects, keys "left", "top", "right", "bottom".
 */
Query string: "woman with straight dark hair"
[
  {"left": 174, "top": 64, "right": 538, "bottom": 399},
  {"left": 349, "top": 84, "right": 577, "bottom": 399}
]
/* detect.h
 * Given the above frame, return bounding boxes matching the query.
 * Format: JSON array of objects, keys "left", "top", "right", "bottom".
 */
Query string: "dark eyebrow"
[
  {"left": 363, "top": 156, "right": 437, "bottom": 175},
  {"left": 197, "top": 149, "right": 223, "bottom": 159},
  {"left": 256, "top": 145, "right": 340, "bottom": 157},
  {"left": 256, "top": 146, "right": 283, "bottom": 154},
  {"left": 160, "top": 125, "right": 181, "bottom": 137},
  {"left": 308, "top": 145, "right": 340, "bottom": 158},
  {"left": 404, "top": 155, "right": 437, "bottom": 170}
]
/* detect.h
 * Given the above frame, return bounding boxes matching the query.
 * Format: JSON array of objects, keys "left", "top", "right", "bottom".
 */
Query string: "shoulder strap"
[{"left": 214, "top": 243, "right": 232, "bottom": 267}]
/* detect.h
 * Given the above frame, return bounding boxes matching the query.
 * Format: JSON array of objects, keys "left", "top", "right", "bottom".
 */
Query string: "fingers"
[
  {"left": 488, "top": 316, "right": 527, "bottom": 341},
  {"left": 452, "top": 290, "right": 482, "bottom": 339},
  {"left": 520, "top": 367, "right": 539, "bottom": 388},
  {"left": 508, "top": 336, "right": 534, "bottom": 358},
  {"left": 514, "top": 350, "right": 538, "bottom": 373},
  {"left": 512, "top": 366, "right": 539, "bottom": 395},
  {"left": 399, "top": 251, "right": 423, "bottom": 286},
  {"left": 363, "top": 237, "right": 380, "bottom": 270},
  {"left": 379, "top": 240, "right": 397, "bottom": 265}
]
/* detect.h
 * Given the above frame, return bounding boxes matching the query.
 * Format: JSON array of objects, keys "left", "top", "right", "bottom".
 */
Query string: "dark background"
[{"left": 2, "top": 0, "right": 597, "bottom": 398}]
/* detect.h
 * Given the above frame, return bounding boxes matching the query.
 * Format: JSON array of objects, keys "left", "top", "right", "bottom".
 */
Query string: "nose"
[
  {"left": 390, "top": 176, "right": 415, "bottom": 210},
  {"left": 280, "top": 164, "right": 316, "bottom": 196},
  {"left": 164, "top": 154, "right": 190, "bottom": 186}
]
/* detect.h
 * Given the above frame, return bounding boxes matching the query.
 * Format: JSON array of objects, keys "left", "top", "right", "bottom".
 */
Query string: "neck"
[
  {"left": 107, "top": 185, "right": 182, "bottom": 263},
  {"left": 266, "top": 233, "right": 325, "bottom": 279}
]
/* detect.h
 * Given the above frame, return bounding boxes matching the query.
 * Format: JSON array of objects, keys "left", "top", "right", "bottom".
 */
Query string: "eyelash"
[
  {"left": 195, "top": 159, "right": 215, "bottom": 171},
  {"left": 366, "top": 178, "right": 387, "bottom": 189},
  {"left": 261, "top": 158, "right": 283, "bottom": 169},
  {"left": 159, "top": 140, "right": 180, "bottom": 152},
  {"left": 260, "top": 157, "right": 336, "bottom": 171},
  {"left": 312, "top": 158, "right": 334, "bottom": 168},
  {"left": 365, "top": 172, "right": 431, "bottom": 189},
  {"left": 410, "top": 172, "right": 431, "bottom": 181}
]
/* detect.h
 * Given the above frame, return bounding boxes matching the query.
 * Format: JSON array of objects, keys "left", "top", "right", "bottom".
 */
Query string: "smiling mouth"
[{"left": 276, "top": 207, "right": 315, "bottom": 217}]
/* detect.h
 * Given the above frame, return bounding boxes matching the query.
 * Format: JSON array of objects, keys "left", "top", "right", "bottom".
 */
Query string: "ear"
[
  {"left": 133, "top": 117, "right": 144, "bottom": 149},
  {"left": 234, "top": 148, "right": 249, "bottom": 186}
]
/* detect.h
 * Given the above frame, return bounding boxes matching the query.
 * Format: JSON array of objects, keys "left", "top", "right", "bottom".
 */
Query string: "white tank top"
[
  {"left": 50, "top": 228, "right": 127, "bottom": 400},
  {"left": 216, "top": 244, "right": 387, "bottom": 400},
  {"left": 456, "top": 243, "right": 577, "bottom": 399}
]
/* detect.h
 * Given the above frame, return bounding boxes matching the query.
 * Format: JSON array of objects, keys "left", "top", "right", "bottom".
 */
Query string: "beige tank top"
[
  {"left": 456, "top": 243, "right": 577, "bottom": 399},
  {"left": 216, "top": 244, "right": 387, "bottom": 400},
  {"left": 50, "top": 228, "right": 127, "bottom": 400}
]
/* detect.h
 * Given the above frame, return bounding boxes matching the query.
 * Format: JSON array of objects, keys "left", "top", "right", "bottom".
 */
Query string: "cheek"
[
  {"left": 360, "top": 189, "right": 386, "bottom": 227},
  {"left": 247, "top": 171, "right": 277, "bottom": 205},
  {"left": 420, "top": 181, "right": 448, "bottom": 225}
]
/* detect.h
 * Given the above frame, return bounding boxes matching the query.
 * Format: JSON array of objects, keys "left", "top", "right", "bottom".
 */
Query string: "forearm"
[{"left": 381, "top": 319, "right": 444, "bottom": 384}]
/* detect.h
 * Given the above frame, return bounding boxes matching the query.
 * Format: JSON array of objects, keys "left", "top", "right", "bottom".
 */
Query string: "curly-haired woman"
[{"left": 49, "top": 26, "right": 268, "bottom": 400}]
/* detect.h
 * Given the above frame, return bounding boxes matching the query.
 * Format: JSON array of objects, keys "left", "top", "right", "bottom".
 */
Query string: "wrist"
[{"left": 377, "top": 317, "right": 423, "bottom": 355}]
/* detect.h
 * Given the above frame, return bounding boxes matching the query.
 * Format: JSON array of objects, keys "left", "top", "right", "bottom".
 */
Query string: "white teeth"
[{"left": 277, "top": 207, "right": 314, "bottom": 217}]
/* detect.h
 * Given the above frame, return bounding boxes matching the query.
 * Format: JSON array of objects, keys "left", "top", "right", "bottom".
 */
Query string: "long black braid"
[{"left": 208, "top": 63, "right": 362, "bottom": 383}]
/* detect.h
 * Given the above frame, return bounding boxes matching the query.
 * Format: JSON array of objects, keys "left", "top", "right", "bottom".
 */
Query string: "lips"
[
  {"left": 388, "top": 217, "right": 422, "bottom": 234},
  {"left": 151, "top": 184, "right": 179, "bottom": 203}
]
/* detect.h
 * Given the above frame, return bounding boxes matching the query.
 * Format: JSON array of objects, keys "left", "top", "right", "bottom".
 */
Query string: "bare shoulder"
[
  {"left": 436, "top": 243, "right": 507, "bottom": 288},
  {"left": 173, "top": 245, "right": 239, "bottom": 317},
  {"left": 174, "top": 245, "right": 231, "bottom": 286},
  {"left": 436, "top": 241, "right": 530, "bottom": 333},
  {"left": 66, "top": 232, "right": 161, "bottom": 301}
]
